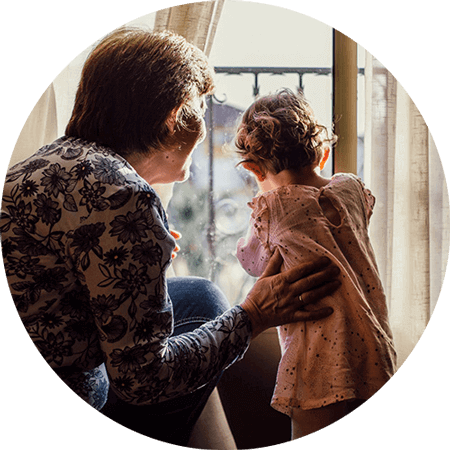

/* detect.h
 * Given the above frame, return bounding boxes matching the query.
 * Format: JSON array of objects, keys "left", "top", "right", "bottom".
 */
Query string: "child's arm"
[{"left": 236, "top": 199, "right": 271, "bottom": 277}]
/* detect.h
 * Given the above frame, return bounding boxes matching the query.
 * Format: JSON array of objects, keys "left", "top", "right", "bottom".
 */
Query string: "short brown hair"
[
  {"left": 66, "top": 27, "right": 215, "bottom": 157},
  {"left": 235, "top": 89, "right": 336, "bottom": 174}
]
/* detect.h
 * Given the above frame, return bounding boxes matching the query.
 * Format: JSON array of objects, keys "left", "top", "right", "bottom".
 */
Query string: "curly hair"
[
  {"left": 66, "top": 27, "right": 215, "bottom": 158},
  {"left": 235, "top": 89, "right": 336, "bottom": 174}
]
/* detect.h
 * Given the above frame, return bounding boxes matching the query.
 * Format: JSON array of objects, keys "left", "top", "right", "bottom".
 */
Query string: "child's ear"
[
  {"left": 319, "top": 147, "right": 331, "bottom": 171},
  {"left": 242, "top": 162, "right": 265, "bottom": 182}
]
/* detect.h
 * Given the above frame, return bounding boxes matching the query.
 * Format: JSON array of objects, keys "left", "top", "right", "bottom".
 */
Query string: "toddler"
[{"left": 235, "top": 89, "right": 397, "bottom": 438}]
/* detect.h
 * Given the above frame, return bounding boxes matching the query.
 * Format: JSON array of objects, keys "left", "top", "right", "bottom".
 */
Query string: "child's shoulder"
[
  {"left": 327, "top": 173, "right": 375, "bottom": 217},
  {"left": 260, "top": 185, "right": 317, "bottom": 200},
  {"left": 248, "top": 174, "right": 369, "bottom": 210},
  {"left": 327, "top": 172, "right": 368, "bottom": 193},
  {"left": 323, "top": 173, "right": 363, "bottom": 198},
  {"left": 247, "top": 186, "right": 317, "bottom": 214},
  {"left": 329, "top": 172, "right": 360, "bottom": 184}
]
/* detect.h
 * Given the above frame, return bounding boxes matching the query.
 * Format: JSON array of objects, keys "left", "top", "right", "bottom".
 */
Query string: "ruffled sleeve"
[
  {"left": 236, "top": 195, "right": 272, "bottom": 277},
  {"left": 336, "top": 173, "right": 376, "bottom": 222},
  {"left": 353, "top": 175, "right": 376, "bottom": 221},
  {"left": 362, "top": 185, "right": 375, "bottom": 220}
]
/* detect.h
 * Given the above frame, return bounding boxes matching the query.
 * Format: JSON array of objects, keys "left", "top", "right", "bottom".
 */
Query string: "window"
[{"left": 167, "top": 3, "right": 354, "bottom": 305}]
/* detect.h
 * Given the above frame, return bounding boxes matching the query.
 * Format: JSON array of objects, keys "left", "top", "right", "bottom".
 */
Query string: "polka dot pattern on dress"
[{"left": 237, "top": 173, "right": 397, "bottom": 414}]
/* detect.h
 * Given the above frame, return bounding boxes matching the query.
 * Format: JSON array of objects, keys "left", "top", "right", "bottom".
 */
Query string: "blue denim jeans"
[{"left": 101, "top": 276, "right": 230, "bottom": 446}]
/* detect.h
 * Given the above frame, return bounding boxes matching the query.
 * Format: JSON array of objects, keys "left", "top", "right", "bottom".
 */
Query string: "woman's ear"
[
  {"left": 242, "top": 162, "right": 265, "bottom": 182},
  {"left": 166, "top": 104, "right": 183, "bottom": 134},
  {"left": 319, "top": 147, "right": 331, "bottom": 171}
]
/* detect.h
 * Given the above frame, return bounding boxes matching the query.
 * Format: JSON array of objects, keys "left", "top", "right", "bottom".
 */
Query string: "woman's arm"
[{"left": 78, "top": 182, "right": 252, "bottom": 405}]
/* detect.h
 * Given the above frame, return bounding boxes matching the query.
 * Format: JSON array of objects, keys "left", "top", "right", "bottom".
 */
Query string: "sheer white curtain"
[{"left": 364, "top": 55, "right": 449, "bottom": 367}]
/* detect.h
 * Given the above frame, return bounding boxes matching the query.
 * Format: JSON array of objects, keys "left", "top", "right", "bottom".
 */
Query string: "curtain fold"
[
  {"left": 365, "top": 54, "right": 449, "bottom": 366},
  {"left": 154, "top": 0, "right": 225, "bottom": 56}
]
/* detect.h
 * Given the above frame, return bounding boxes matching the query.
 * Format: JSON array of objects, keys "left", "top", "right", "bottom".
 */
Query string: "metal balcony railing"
[{"left": 216, "top": 66, "right": 331, "bottom": 95}]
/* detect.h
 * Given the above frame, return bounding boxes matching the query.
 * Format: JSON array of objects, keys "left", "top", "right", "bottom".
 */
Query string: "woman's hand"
[{"left": 240, "top": 250, "right": 341, "bottom": 339}]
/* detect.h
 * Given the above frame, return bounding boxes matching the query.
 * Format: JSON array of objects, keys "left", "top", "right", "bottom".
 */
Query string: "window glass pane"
[{"left": 168, "top": 2, "right": 335, "bottom": 305}]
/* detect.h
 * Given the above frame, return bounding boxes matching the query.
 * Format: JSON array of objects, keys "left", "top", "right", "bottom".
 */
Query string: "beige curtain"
[
  {"left": 154, "top": 0, "right": 224, "bottom": 56},
  {"left": 364, "top": 55, "right": 449, "bottom": 367}
]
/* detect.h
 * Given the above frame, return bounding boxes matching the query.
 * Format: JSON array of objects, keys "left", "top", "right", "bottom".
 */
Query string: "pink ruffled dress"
[{"left": 237, "top": 173, "right": 397, "bottom": 415}]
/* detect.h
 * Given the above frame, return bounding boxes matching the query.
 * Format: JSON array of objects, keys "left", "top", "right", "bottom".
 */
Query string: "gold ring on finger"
[{"left": 298, "top": 294, "right": 305, "bottom": 306}]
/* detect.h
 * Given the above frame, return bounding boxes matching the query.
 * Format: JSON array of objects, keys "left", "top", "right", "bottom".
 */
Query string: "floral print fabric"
[{"left": 1, "top": 136, "right": 251, "bottom": 407}]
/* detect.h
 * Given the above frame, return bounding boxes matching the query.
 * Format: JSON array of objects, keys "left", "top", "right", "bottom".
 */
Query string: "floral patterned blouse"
[{"left": 1, "top": 136, "right": 251, "bottom": 409}]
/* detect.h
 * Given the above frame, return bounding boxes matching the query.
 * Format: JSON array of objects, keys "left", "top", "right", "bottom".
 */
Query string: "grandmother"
[{"left": 1, "top": 28, "right": 340, "bottom": 446}]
